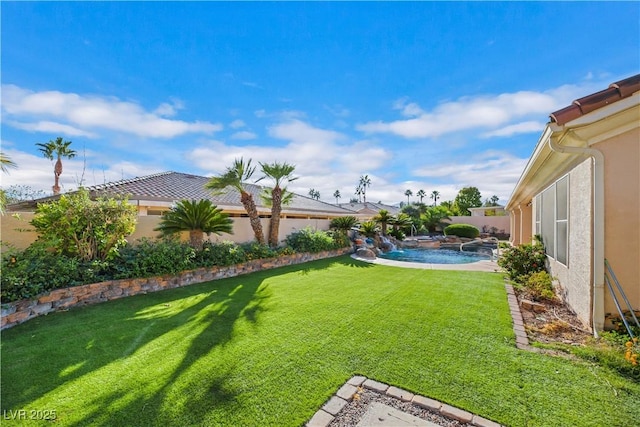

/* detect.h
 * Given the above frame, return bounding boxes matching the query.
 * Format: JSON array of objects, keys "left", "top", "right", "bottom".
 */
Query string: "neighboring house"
[
  {"left": 4, "top": 171, "right": 357, "bottom": 247},
  {"left": 337, "top": 202, "right": 402, "bottom": 219},
  {"left": 506, "top": 74, "right": 640, "bottom": 333}
]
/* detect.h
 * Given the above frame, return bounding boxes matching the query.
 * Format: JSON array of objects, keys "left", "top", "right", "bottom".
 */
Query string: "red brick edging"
[
  {"left": 505, "top": 283, "right": 534, "bottom": 350},
  {"left": 1, "top": 247, "right": 352, "bottom": 330}
]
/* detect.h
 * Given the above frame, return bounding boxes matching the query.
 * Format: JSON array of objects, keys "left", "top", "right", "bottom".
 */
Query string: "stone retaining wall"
[{"left": 1, "top": 247, "right": 352, "bottom": 330}]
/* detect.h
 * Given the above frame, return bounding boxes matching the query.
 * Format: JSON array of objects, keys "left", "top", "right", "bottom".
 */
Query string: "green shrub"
[
  {"left": 524, "top": 271, "right": 555, "bottom": 301},
  {"left": 285, "top": 227, "right": 338, "bottom": 253},
  {"left": 239, "top": 242, "right": 278, "bottom": 260},
  {"left": 0, "top": 243, "right": 110, "bottom": 303},
  {"left": 330, "top": 230, "right": 351, "bottom": 249},
  {"left": 443, "top": 223, "right": 479, "bottom": 239},
  {"left": 388, "top": 228, "right": 405, "bottom": 240},
  {"left": 195, "top": 241, "right": 246, "bottom": 266},
  {"left": 497, "top": 239, "right": 546, "bottom": 282},
  {"left": 110, "top": 238, "right": 195, "bottom": 279},
  {"left": 30, "top": 188, "right": 137, "bottom": 261}
]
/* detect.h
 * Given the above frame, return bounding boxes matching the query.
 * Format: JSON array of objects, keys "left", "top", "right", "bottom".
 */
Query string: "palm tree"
[
  {"left": 354, "top": 184, "right": 363, "bottom": 203},
  {"left": 205, "top": 158, "right": 266, "bottom": 245},
  {"left": 155, "top": 199, "right": 233, "bottom": 249},
  {"left": 421, "top": 206, "right": 451, "bottom": 233},
  {"left": 36, "top": 137, "right": 77, "bottom": 195},
  {"left": 308, "top": 188, "right": 320, "bottom": 200},
  {"left": 0, "top": 152, "right": 17, "bottom": 173},
  {"left": 359, "top": 175, "right": 371, "bottom": 203},
  {"left": 416, "top": 189, "right": 426, "bottom": 203},
  {"left": 333, "top": 190, "right": 341, "bottom": 205},
  {"left": 260, "top": 161, "right": 297, "bottom": 248},
  {"left": 389, "top": 212, "right": 413, "bottom": 236},
  {"left": 404, "top": 189, "right": 413, "bottom": 205},
  {"left": 430, "top": 190, "right": 440, "bottom": 206},
  {"left": 329, "top": 215, "right": 359, "bottom": 236},
  {"left": 372, "top": 209, "right": 393, "bottom": 236}
]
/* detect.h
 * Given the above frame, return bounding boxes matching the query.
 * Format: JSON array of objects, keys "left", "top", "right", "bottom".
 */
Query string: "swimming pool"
[{"left": 378, "top": 248, "right": 491, "bottom": 264}]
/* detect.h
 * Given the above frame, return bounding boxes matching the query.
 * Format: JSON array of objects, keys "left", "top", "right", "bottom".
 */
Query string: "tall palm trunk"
[
  {"left": 268, "top": 187, "right": 283, "bottom": 247},
  {"left": 53, "top": 157, "right": 63, "bottom": 195},
  {"left": 240, "top": 191, "right": 265, "bottom": 245}
]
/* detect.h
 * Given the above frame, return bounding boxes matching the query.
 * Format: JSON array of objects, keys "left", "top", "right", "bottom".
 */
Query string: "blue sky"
[{"left": 2, "top": 2, "right": 638, "bottom": 205}]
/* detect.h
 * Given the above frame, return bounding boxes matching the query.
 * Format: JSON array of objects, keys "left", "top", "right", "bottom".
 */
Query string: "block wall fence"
[{"left": 1, "top": 247, "right": 352, "bottom": 330}]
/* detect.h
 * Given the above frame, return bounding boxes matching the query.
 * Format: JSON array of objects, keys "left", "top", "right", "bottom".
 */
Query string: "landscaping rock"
[
  {"left": 356, "top": 247, "right": 376, "bottom": 259},
  {"left": 520, "top": 299, "right": 546, "bottom": 313}
]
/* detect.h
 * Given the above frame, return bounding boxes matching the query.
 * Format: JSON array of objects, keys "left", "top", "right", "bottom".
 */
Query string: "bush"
[
  {"left": 285, "top": 227, "right": 338, "bottom": 253},
  {"left": 110, "top": 238, "right": 195, "bottom": 279},
  {"left": 388, "top": 228, "right": 405, "bottom": 240},
  {"left": 239, "top": 242, "right": 278, "bottom": 260},
  {"left": 30, "top": 188, "right": 137, "bottom": 261},
  {"left": 0, "top": 243, "right": 110, "bottom": 303},
  {"left": 444, "top": 223, "right": 479, "bottom": 239},
  {"left": 524, "top": 271, "right": 555, "bottom": 301},
  {"left": 497, "top": 239, "right": 547, "bottom": 282},
  {"left": 195, "top": 241, "right": 246, "bottom": 267}
]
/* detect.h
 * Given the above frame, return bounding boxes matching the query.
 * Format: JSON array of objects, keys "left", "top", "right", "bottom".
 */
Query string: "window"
[
  {"left": 555, "top": 176, "right": 569, "bottom": 265},
  {"left": 536, "top": 175, "right": 569, "bottom": 266}
]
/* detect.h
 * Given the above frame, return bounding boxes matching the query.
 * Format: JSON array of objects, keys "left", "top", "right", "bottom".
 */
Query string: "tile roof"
[
  {"left": 550, "top": 74, "right": 640, "bottom": 125},
  {"left": 86, "top": 171, "right": 354, "bottom": 215}
]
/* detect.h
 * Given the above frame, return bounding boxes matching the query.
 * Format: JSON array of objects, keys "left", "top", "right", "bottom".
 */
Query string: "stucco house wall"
[
  {"left": 506, "top": 74, "right": 639, "bottom": 333},
  {"left": 542, "top": 160, "right": 593, "bottom": 327},
  {"left": 599, "top": 130, "right": 640, "bottom": 317}
]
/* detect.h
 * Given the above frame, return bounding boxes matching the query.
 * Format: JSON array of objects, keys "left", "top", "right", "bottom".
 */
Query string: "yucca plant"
[{"left": 155, "top": 199, "right": 233, "bottom": 249}]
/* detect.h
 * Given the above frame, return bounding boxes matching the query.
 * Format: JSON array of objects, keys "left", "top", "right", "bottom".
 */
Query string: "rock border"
[
  {"left": 307, "top": 376, "right": 503, "bottom": 427},
  {"left": 1, "top": 247, "right": 352, "bottom": 330}
]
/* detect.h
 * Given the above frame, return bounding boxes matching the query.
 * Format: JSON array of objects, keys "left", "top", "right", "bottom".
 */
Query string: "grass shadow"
[{"left": 1, "top": 273, "right": 268, "bottom": 425}]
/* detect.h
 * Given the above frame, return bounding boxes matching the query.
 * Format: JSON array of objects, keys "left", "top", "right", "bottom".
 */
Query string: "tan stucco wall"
[
  {"left": 597, "top": 128, "right": 640, "bottom": 316},
  {"left": 447, "top": 215, "right": 510, "bottom": 236},
  {"left": 0, "top": 213, "right": 38, "bottom": 250},
  {"left": 1, "top": 214, "right": 333, "bottom": 249}
]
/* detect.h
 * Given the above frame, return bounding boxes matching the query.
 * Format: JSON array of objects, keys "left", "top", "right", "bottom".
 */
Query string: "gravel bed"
[{"left": 328, "top": 387, "right": 468, "bottom": 427}]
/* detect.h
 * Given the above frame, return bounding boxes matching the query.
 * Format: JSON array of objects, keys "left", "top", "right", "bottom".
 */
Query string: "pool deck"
[{"left": 351, "top": 254, "right": 501, "bottom": 272}]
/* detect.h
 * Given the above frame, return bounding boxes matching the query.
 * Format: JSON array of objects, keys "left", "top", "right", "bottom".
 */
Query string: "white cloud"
[
  {"left": 229, "top": 119, "right": 246, "bottom": 129},
  {"left": 412, "top": 151, "right": 528, "bottom": 203},
  {"left": 153, "top": 98, "right": 184, "bottom": 117},
  {"left": 2, "top": 85, "right": 222, "bottom": 138},
  {"left": 357, "top": 81, "right": 608, "bottom": 139},
  {"left": 231, "top": 131, "right": 257, "bottom": 140},
  {"left": 7, "top": 120, "right": 98, "bottom": 138},
  {"left": 481, "top": 121, "right": 546, "bottom": 138}
]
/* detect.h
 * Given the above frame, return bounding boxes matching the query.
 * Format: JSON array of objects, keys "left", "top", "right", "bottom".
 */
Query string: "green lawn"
[{"left": 2, "top": 256, "right": 638, "bottom": 426}]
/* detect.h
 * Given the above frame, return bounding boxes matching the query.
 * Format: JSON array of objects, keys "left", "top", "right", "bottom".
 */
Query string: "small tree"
[
  {"left": 155, "top": 199, "right": 233, "bottom": 249},
  {"left": 30, "top": 188, "right": 137, "bottom": 261},
  {"left": 454, "top": 186, "right": 482, "bottom": 216}
]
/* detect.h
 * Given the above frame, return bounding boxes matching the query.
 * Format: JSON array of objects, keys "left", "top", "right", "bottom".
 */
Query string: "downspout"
[{"left": 548, "top": 125, "right": 605, "bottom": 337}]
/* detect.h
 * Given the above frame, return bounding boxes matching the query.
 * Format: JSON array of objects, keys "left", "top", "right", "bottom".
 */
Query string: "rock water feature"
[{"left": 353, "top": 234, "right": 399, "bottom": 259}]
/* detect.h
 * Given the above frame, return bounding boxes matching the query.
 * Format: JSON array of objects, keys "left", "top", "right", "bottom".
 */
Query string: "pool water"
[{"left": 378, "top": 248, "right": 490, "bottom": 264}]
